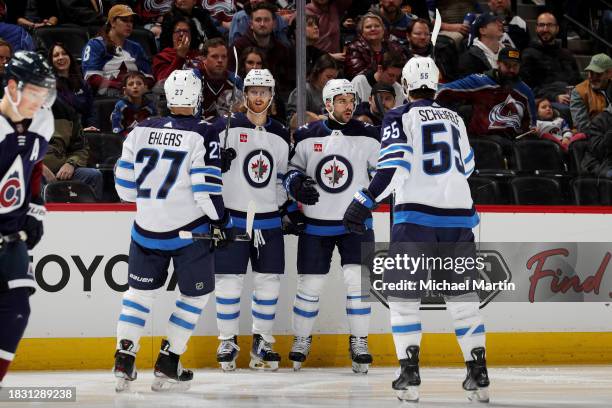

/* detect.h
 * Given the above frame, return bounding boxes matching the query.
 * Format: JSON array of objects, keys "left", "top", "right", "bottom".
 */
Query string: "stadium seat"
[
  {"left": 34, "top": 26, "right": 89, "bottom": 62},
  {"left": 128, "top": 28, "right": 158, "bottom": 60},
  {"left": 468, "top": 176, "right": 503, "bottom": 204},
  {"left": 571, "top": 178, "right": 612, "bottom": 205},
  {"left": 513, "top": 140, "right": 567, "bottom": 175},
  {"left": 470, "top": 139, "right": 511, "bottom": 174},
  {"left": 93, "top": 98, "right": 120, "bottom": 132},
  {"left": 43, "top": 181, "right": 97, "bottom": 203},
  {"left": 510, "top": 176, "right": 564, "bottom": 205},
  {"left": 568, "top": 140, "right": 589, "bottom": 175},
  {"left": 85, "top": 132, "right": 124, "bottom": 170}
]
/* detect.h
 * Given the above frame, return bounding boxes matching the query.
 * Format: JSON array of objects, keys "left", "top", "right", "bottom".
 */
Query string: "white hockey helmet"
[
  {"left": 164, "top": 69, "right": 202, "bottom": 111},
  {"left": 401, "top": 57, "right": 439, "bottom": 97},
  {"left": 243, "top": 68, "right": 275, "bottom": 92},
  {"left": 322, "top": 78, "right": 355, "bottom": 105}
]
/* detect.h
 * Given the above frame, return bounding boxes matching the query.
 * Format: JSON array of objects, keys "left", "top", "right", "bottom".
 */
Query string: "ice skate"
[
  {"left": 349, "top": 335, "right": 372, "bottom": 374},
  {"left": 249, "top": 334, "right": 281, "bottom": 371},
  {"left": 151, "top": 340, "right": 193, "bottom": 392},
  {"left": 217, "top": 336, "right": 240, "bottom": 372},
  {"left": 463, "top": 347, "right": 490, "bottom": 403},
  {"left": 288, "top": 335, "right": 312, "bottom": 371},
  {"left": 392, "top": 345, "right": 421, "bottom": 402},
  {"left": 113, "top": 339, "right": 137, "bottom": 393}
]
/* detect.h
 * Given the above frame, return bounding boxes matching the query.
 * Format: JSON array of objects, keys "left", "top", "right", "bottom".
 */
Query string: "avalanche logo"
[
  {"left": 0, "top": 156, "right": 25, "bottom": 214},
  {"left": 315, "top": 155, "right": 353, "bottom": 194},
  {"left": 202, "top": 0, "right": 235, "bottom": 22},
  {"left": 488, "top": 94, "right": 525, "bottom": 130},
  {"left": 243, "top": 149, "right": 274, "bottom": 188}
]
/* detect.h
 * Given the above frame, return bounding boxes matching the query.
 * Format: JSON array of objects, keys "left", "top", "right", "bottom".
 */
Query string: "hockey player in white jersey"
[
  {"left": 113, "top": 70, "right": 233, "bottom": 392},
  {"left": 283, "top": 79, "right": 380, "bottom": 373},
  {"left": 213, "top": 69, "right": 296, "bottom": 371},
  {"left": 343, "top": 57, "right": 489, "bottom": 402}
]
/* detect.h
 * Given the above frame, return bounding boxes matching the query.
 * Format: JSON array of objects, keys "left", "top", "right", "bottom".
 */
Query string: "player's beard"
[{"left": 246, "top": 97, "right": 271, "bottom": 115}]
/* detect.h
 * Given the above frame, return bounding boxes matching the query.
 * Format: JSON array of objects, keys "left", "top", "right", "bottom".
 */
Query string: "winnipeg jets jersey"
[
  {"left": 290, "top": 119, "right": 380, "bottom": 235},
  {"left": 0, "top": 108, "right": 53, "bottom": 235},
  {"left": 368, "top": 99, "right": 479, "bottom": 228},
  {"left": 216, "top": 112, "right": 290, "bottom": 229},
  {"left": 115, "top": 115, "right": 225, "bottom": 250}
]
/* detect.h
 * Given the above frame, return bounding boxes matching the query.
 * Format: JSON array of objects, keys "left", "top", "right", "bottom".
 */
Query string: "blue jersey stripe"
[
  {"left": 217, "top": 311, "right": 240, "bottom": 320},
  {"left": 192, "top": 184, "right": 222, "bottom": 193},
  {"left": 122, "top": 299, "right": 150, "bottom": 313},
  {"left": 252, "top": 310, "right": 275, "bottom": 320},
  {"left": 190, "top": 167, "right": 222, "bottom": 177},
  {"left": 176, "top": 300, "right": 203, "bottom": 315},
  {"left": 393, "top": 211, "right": 480, "bottom": 228},
  {"left": 169, "top": 314, "right": 196, "bottom": 330},
  {"left": 293, "top": 306, "right": 318, "bottom": 318},
  {"left": 346, "top": 307, "right": 371, "bottom": 315},
  {"left": 232, "top": 216, "right": 281, "bottom": 230},
  {"left": 252, "top": 296, "right": 278, "bottom": 305},
  {"left": 119, "top": 314, "right": 146, "bottom": 327},
  {"left": 116, "top": 178, "right": 136, "bottom": 189},
  {"left": 117, "top": 160, "right": 134, "bottom": 170},
  {"left": 392, "top": 323, "right": 422, "bottom": 333},
  {"left": 131, "top": 223, "right": 209, "bottom": 250},
  {"left": 216, "top": 297, "right": 241, "bottom": 305},
  {"left": 304, "top": 218, "right": 372, "bottom": 236}
]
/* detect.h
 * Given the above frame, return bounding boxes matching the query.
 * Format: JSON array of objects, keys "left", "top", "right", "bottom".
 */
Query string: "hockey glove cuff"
[
  {"left": 220, "top": 147, "right": 237, "bottom": 173},
  {"left": 343, "top": 189, "right": 377, "bottom": 235},
  {"left": 210, "top": 211, "right": 235, "bottom": 249},
  {"left": 25, "top": 199, "right": 46, "bottom": 250},
  {"left": 279, "top": 201, "right": 305, "bottom": 235},
  {"left": 283, "top": 171, "right": 319, "bottom": 205}
]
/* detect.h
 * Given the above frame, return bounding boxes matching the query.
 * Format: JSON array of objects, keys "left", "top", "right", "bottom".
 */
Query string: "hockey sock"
[
  {"left": 446, "top": 293, "right": 486, "bottom": 361},
  {"left": 343, "top": 264, "right": 371, "bottom": 337},
  {"left": 389, "top": 299, "right": 422, "bottom": 360},
  {"left": 215, "top": 274, "right": 244, "bottom": 340},
  {"left": 251, "top": 272, "right": 280, "bottom": 337},
  {"left": 292, "top": 274, "right": 327, "bottom": 337},
  {"left": 166, "top": 293, "right": 210, "bottom": 354},
  {"left": 0, "top": 288, "right": 31, "bottom": 382},
  {"left": 116, "top": 288, "right": 155, "bottom": 352}
]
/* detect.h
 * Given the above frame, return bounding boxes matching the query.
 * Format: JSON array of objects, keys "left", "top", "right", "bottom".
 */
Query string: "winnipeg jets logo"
[
  {"left": 315, "top": 155, "right": 353, "bottom": 193},
  {"left": 488, "top": 94, "right": 525, "bottom": 130},
  {"left": 243, "top": 149, "right": 274, "bottom": 188},
  {"left": 0, "top": 156, "right": 25, "bottom": 213}
]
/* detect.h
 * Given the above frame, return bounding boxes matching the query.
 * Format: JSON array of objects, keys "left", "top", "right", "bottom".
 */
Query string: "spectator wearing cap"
[
  {"left": 369, "top": 0, "right": 416, "bottom": 45},
  {"left": 482, "top": 0, "right": 530, "bottom": 50},
  {"left": 81, "top": 4, "right": 154, "bottom": 96},
  {"left": 459, "top": 12, "right": 504, "bottom": 77},
  {"left": 570, "top": 53, "right": 612, "bottom": 133},
  {"left": 56, "top": 0, "right": 105, "bottom": 26},
  {"left": 354, "top": 82, "right": 397, "bottom": 126},
  {"left": 160, "top": 0, "right": 221, "bottom": 51},
  {"left": 344, "top": 12, "right": 405, "bottom": 80},
  {"left": 351, "top": 50, "right": 405, "bottom": 107},
  {"left": 437, "top": 47, "right": 536, "bottom": 154},
  {"left": 520, "top": 12, "right": 580, "bottom": 121}
]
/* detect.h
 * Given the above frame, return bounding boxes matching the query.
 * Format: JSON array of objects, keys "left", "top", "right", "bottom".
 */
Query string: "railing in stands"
[{"left": 563, "top": 13, "right": 612, "bottom": 51}]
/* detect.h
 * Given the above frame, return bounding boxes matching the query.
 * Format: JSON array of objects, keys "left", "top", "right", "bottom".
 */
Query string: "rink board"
[{"left": 11, "top": 205, "right": 612, "bottom": 370}]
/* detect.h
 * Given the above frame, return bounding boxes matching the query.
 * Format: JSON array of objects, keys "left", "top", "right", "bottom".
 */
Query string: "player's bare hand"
[{"left": 56, "top": 163, "right": 75, "bottom": 180}]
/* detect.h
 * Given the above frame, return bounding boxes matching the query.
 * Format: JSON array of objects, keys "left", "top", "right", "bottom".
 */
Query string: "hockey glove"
[
  {"left": 343, "top": 189, "right": 377, "bottom": 235},
  {"left": 220, "top": 147, "right": 237, "bottom": 173},
  {"left": 283, "top": 171, "right": 319, "bottom": 205},
  {"left": 209, "top": 210, "right": 235, "bottom": 249},
  {"left": 279, "top": 201, "right": 306, "bottom": 235},
  {"left": 24, "top": 199, "right": 46, "bottom": 249}
]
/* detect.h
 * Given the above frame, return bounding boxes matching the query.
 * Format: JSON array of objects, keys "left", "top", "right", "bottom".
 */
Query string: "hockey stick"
[
  {"left": 515, "top": 129, "right": 537, "bottom": 140},
  {"left": 179, "top": 200, "right": 256, "bottom": 242},
  {"left": 0, "top": 230, "right": 27, "bottom": 245},
  {"left": 431, "top": 9, "right": 442, "bottom": 48},
  {"left": 223, "top": 46, "right": 240, "bottom": 150}
]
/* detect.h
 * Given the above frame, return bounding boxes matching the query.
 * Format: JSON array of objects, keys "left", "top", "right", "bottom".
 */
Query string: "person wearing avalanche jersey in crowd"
[
  {"left": 81, "top": 5, "right": 154, "bottom": 96},
  {"left": 0, "top": 51, "right": 56, "bottom": 388},
  {"left": 436, "top": 46, "right": 536, "bottom": 155}
]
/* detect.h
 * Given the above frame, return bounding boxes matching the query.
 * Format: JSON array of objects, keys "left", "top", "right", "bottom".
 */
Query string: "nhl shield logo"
[
  {"left": 0, "top": 156, "right": 25, "bottom": 213},
  {"left": 243, "top": 149, "right": 274, "bottom": 188},
  {"left": 315, "top": 155, "right": 353, "bottom": 193}
]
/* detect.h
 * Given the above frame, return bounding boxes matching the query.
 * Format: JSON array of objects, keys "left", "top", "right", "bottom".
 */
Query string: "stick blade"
[
  {"left": 245, "top": 200, "right": 256, "bottom": 239},
  {"left": 432, "top": 8, "right": 442, "bottom": 47}
]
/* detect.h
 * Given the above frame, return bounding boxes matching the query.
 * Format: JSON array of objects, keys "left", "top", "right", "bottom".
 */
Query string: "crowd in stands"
[{"left": 0, "top": 0, "right": 609, "bottom": 204}]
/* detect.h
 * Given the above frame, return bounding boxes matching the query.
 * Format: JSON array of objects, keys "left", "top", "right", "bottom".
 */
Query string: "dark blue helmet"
[{"left": 4, "top": 51, "right": 56, "bottom": 90}]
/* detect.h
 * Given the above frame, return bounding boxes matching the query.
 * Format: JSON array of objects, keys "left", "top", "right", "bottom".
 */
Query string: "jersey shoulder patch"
[{"left": 0, "top": 155, "right": 25, "bottom": 214}]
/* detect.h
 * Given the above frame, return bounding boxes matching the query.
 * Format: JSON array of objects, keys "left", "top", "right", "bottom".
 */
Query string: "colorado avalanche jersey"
[
  {"left": 0, "top": 108, "right": 54, "bottom": 235},
  {"left": 290, "top": 119, "right": 380, "bottom": 235},
  {"left": 216, "top": 112, "right": 290, "bottom": 229},
  {"left": 436, "top": 73, "right": 536, "bottom": 138},
  {"left": 368, "top": 100, "right": 479, "bottom": 228},
  {"left": 115, "top": 115, "right": 225, "bottom": 250}
]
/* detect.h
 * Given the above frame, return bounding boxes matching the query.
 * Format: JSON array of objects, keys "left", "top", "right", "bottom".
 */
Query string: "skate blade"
[
  {"left": 151, "top": 376, "right": 191, "bottom": 392},
  {"left": 352, "top": 362, "right": 369, "bottom": 374},
  {"left": 466, "top": 387, "right": 489, "bottom": 403},
  {"left": 219, "top": 361, "right": 237, "bottom": 372},
  {"left": 292, "top": 361, "right": 302, "bottom": 371},
  {"left": 114, "top": 377, "right": 132, "bottom": 393},
  {"left": 396, "top": 386, "right": 419, "bottom": 402},
  {"left": 249, "top": 354, "right": 279, "bottom": 371}
]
